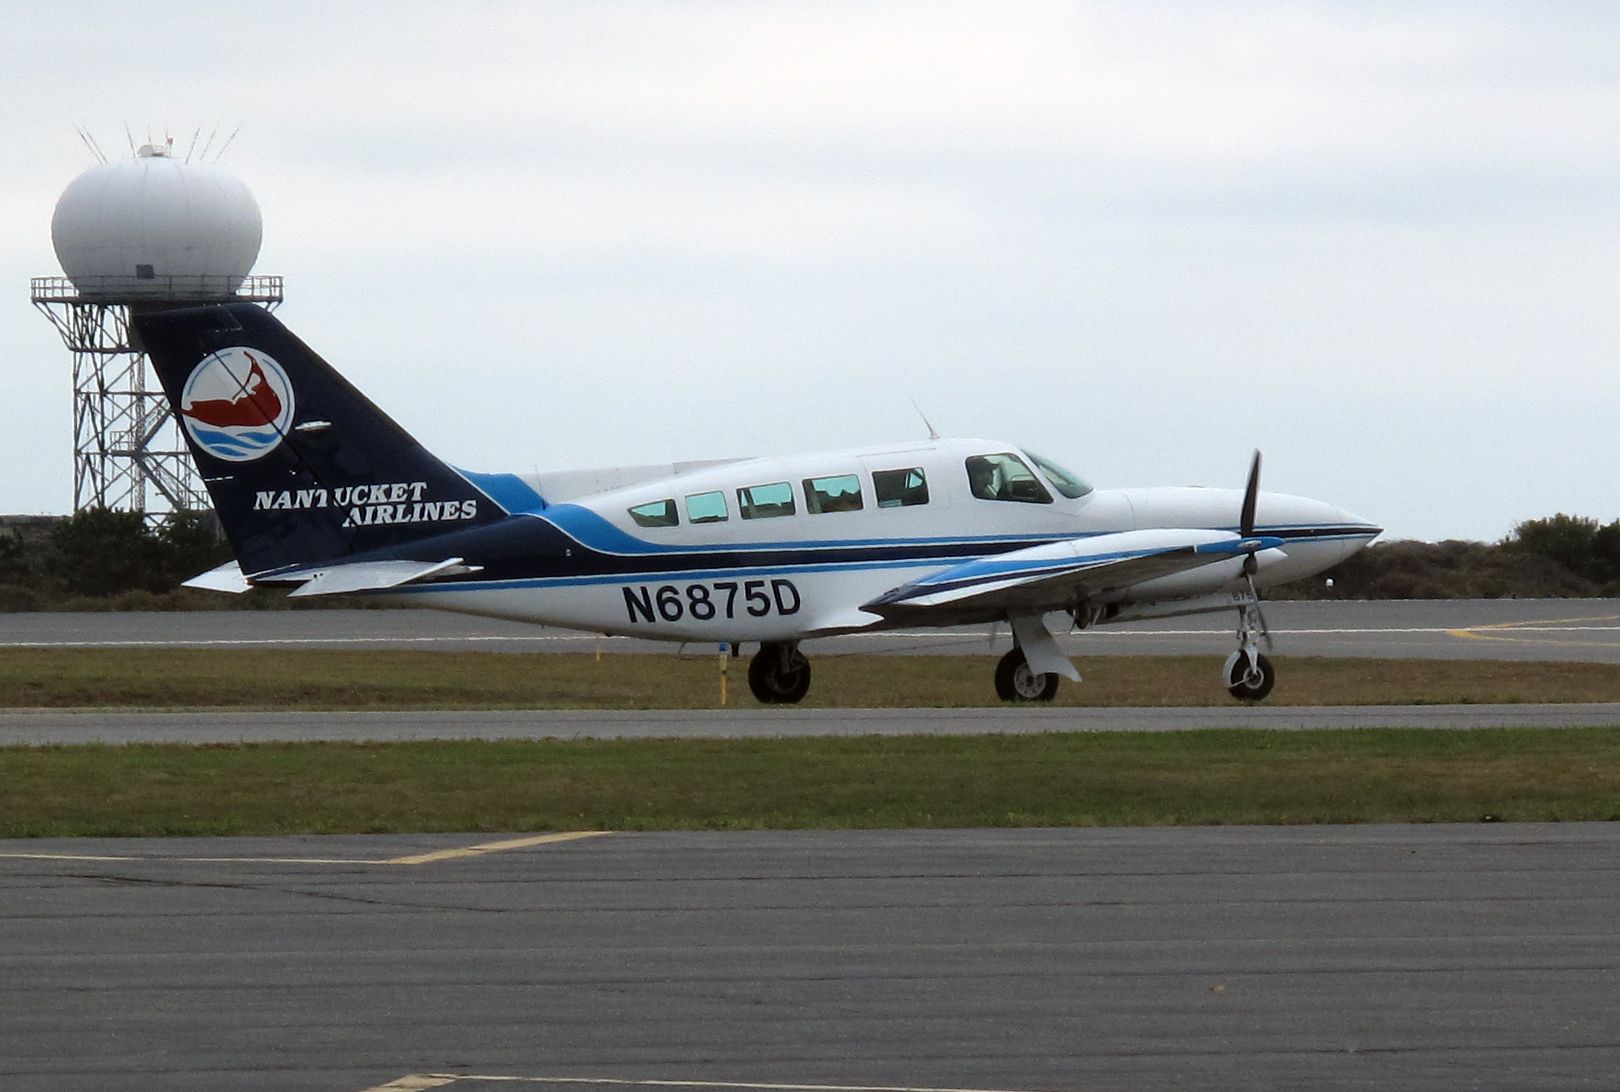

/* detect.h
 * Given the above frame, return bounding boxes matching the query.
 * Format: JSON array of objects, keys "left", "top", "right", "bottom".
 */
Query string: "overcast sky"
[{"left": 2, "top": 1, "right": 1616, "bottom": 541}]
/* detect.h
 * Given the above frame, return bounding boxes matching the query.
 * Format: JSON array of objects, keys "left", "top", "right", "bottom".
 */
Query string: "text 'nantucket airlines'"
[{"left": 253, "top": 482, "right": 479, "bottom": 528}]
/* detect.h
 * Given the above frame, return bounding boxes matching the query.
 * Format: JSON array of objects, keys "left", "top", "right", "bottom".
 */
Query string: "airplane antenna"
[
  {"left": 214, "top": 123, "right": 243, "bottom": 163},
  {"left": 184, "top": 126, "right": 201, "bottom": 164},
  {"left": 908, "top": 397, "right": 941, "bottom": 441},
  {"left": 74, "top": 126, "right": 106, "bottom": 164},
  {"left": 198, "top": 124, "right": 219, "bottom": 162},
  {"left": 123, "top": 121, "right": 136, "bottom": 157}
]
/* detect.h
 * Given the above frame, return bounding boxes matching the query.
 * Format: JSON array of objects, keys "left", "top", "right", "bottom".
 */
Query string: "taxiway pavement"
[{"left": 3, "top": 824, "right": 1616, "bottom": 1091}]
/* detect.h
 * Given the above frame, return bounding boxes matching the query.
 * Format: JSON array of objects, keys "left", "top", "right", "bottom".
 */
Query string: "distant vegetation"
[
  {"left": 1278, "top": 514, "right": 1620, "bottom": 600},
  {"left": 0, "top": 509, "right": 1615, "bottom": 610},
  {"left": 0, "top": 508, "right": 243, "bottom": 611}
]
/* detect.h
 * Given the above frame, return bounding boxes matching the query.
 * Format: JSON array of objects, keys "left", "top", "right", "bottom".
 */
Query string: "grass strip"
[
  {"left": 4, "top": 649, "right": 1620, "bottom": 709},
  {"left": 3, "top": 728, "right": 1618, "bottom": 837}
]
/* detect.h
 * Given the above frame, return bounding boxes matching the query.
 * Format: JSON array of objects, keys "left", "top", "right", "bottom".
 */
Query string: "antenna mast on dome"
[{"left": 30, "top": 131, "right": 285, "bottom": 523}]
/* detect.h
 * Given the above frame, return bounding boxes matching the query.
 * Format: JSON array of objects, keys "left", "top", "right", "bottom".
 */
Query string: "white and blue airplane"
[{"left": 136, "top": 303, "right": 1380, "bottom": 704}]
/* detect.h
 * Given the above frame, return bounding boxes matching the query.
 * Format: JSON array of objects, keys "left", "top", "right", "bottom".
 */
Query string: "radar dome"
[{"left": 51, "top": 142, "right": 263, "bottom": 301}]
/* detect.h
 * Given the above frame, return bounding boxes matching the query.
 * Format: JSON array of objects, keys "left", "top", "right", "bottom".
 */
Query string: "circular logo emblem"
[{"left": 179, "top": 347, "right": 296, "bottom": 462}]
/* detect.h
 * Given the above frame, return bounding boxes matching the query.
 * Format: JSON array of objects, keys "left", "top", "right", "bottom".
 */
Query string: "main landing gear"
[
  {"left": 994, "top": 647, "right": 1060, "bottom": 702},
  {"left": 748, "top": 641, "right": 812, "bottom": 704}
]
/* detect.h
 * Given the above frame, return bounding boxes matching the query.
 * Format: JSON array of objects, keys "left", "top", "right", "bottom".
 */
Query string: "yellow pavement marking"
[
  {"left": 360, "top": 1076, "right": 1054, "bottom": 1092},
  {"left": 0, "top": 852, "right": 378, "bottom": 865},
  {"left": 1447, "top": 612, "right": 1620, "bottom": 650},
  {"left": 0, "top": 831, "right": 612, "bottom": 868},
  {"left": 385, "top": 830, "right": 610, "bottom": 865},
  {"left": 357, "top": 1077, "right": 459, "bottom": 1091}
]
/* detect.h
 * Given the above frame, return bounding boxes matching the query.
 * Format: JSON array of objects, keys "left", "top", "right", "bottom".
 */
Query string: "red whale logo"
[{"left": 182, "top": 352, "right": 283, "bottom": 429}]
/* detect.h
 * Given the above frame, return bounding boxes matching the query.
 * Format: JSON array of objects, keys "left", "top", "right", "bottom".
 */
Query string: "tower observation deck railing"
[
  {"left": 30, "top": 274, "right": 284, "bottom": 305},
  {"left": 31, "top": 273, "right": 287, "bottom": 519}
]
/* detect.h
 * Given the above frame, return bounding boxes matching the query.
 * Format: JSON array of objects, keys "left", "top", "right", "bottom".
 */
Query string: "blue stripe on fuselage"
[
  {"left": 353, "top": 511, "right": 1372, "bottom": 594},
  {"left": 394, "top": 554, "right": 958, "bottom": 593},
  {"left": 458, "top": 470, "right": 548, "bottom": 514}
]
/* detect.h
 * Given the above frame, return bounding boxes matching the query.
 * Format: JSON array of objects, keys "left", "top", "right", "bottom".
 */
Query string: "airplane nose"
[{"left": 1336, "top": 506, "right": 1382, "bottom": 541}]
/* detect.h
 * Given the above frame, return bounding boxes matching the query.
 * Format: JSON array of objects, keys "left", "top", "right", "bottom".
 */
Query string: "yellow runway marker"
[
  {"left": 384, "top": 830, "right": 611, "bottom": 865},
  {"left": 0, "top": 852, "right": 378, "bottom": 865},
  {"left": 1448, "top": 612, "right": 1620, "bottom": 650},
  {"left": 359, "top": 1076, "right": 1055, "bottom": 1092},
  {"left": 0, "top": 831, "right": 612, "bottom": 869}
]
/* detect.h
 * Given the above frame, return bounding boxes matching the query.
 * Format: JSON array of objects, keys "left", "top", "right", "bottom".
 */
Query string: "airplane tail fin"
[{"left": 135, "top": 303, "right": 509, "bottom": 577}]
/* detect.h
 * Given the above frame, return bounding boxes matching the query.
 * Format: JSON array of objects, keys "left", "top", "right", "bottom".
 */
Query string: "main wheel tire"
[
  {"left": 1225, "top": 651, "right": 1275, "bottom": 702},
  {"left": 748, "top": 645, "right": 812, "bottom": 704},
  {"left": 994, "top": 648, "right": 1060, "bottom": 702}
]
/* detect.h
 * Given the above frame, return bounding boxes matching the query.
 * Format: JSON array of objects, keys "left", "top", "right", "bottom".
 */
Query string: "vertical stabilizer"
[{"left": 135, "top": 303, "right": 505, "bottom": 575}]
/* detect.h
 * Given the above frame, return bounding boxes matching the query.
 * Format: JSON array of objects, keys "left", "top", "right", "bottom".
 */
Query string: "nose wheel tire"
[
  {"left": 1224, "top": 651, "right": 1275, "bottom": 702},
  {"left": 748, "top": 644, "right": 812, "bottom": 704},
  {"left": 995, "top": 648, "right": 1060, "bottom": 702}
]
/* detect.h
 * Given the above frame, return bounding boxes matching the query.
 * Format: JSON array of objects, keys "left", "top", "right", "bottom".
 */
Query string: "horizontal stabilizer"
[
  {"left": 282, "top": 557, "right": 480, "bottom": 598},
  {"left": 182, "top": 560, "right": 253, "bottom": 594}
]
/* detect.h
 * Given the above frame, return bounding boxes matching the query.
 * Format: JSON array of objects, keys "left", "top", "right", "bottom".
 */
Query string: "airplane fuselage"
[{"left": 383, "top": 437, "right": 1377, "bottom": 644}]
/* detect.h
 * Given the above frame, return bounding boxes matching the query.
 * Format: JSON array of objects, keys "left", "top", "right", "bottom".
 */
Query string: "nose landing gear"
[{"left": 1223, "top": 589, "right": 1275, "bottom": 701}]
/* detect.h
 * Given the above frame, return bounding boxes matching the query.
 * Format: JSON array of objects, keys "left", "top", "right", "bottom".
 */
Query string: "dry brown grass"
[{"left": 2, "top": 648, "right": 1618, "bottom": 710}]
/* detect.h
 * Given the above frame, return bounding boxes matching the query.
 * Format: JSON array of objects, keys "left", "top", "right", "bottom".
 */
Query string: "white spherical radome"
[{"left": 51, "top": 146, "right": 263, "bottom": 300}]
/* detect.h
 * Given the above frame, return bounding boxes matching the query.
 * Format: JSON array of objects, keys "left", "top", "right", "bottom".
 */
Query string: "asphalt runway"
[
  {"left": 4, "top": 824, "right": 1616, "bottom": 1091},
  {"left": 2, "top": 598, "right": 1619, "bottom": 661},
  {"left": 5, "top": 703, "right": 1620, "bottom": 745}
]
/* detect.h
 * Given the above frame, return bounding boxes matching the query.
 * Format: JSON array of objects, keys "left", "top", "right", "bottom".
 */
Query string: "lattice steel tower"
[{"left": 32, "top": 139, "right": 283, "bottom": 521}]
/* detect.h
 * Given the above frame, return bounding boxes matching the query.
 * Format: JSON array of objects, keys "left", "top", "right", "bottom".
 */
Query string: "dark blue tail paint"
[{"left": 136, "top": 303, "right": 508, "bottom": 576}]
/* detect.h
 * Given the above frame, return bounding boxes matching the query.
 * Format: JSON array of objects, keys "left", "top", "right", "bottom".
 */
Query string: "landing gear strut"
[
  {"left": 1223, "top": 591, "right": 1275, "bottom": 701},
  {"left": 748, "top": 641, "right": 812, "bottom": 704},
  {"left": 994, "top": 647, "right": 1059, "bottom": 703}
]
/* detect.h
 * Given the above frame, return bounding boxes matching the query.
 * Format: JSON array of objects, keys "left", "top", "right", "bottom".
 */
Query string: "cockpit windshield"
[{"left": 1024, "top": 450, "right": 1093, "bottom": 499}]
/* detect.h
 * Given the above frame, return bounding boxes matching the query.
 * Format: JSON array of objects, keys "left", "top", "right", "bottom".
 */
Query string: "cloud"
[{"left": 2, "top": 2, "right": 1617, "bottom": 539}]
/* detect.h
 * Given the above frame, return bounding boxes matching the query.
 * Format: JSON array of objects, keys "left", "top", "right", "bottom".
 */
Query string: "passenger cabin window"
[
  {"left": 627, "top": 499, "right": 679, "bottom": 528},
  {"left": 965, "top": 453, "right": 1053, "bottom": 504},
  {"left": 1024, "top": 450, "right": 1093, "bottom": 499},
  {"left": 872, "top": 467, "right": 929, "bottom": 508},
  {"left": 804, "top": 473, "right": 864, "bottom": 514},
  {"left": 686, "top": 490, "right": 729, "bottom": 524},
  {"left": 737, "top": 481, "right": 796, "bottom": 520}
]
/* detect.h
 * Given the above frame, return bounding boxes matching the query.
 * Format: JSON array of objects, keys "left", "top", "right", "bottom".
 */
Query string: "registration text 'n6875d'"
[{"left": 623, "top": 579, "right": 801, "bottom": 624}]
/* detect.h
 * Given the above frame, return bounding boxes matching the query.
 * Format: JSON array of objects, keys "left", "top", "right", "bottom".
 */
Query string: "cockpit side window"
[
  {"left": 627, "top": 499, "right": 679, "bottom": 528},
  {"left": 1024, "top": 450, "right": 1093, "bottom": 499},
  {"left": 686, "top": 490, "right": 729, "bottom": 524},
  {"left": 872, "top": 467, "right": 929, "bottom": 508},
  {"left": 965, "top": 453, "right": 1053, "bottom": 504}
]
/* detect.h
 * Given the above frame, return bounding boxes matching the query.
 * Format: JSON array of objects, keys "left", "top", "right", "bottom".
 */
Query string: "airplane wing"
[{"left": 861, "top": 528, "right": 1285, "bottom": 625}]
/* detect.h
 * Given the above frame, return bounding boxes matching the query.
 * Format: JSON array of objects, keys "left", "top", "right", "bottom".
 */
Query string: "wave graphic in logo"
[{"left": 180, "top": 348, "right": 296, "bottom": 462}]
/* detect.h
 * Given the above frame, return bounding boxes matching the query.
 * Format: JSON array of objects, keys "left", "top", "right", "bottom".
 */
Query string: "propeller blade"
[{"left": 1240, "top": 449, "right": 1262, "bottom": 537}]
